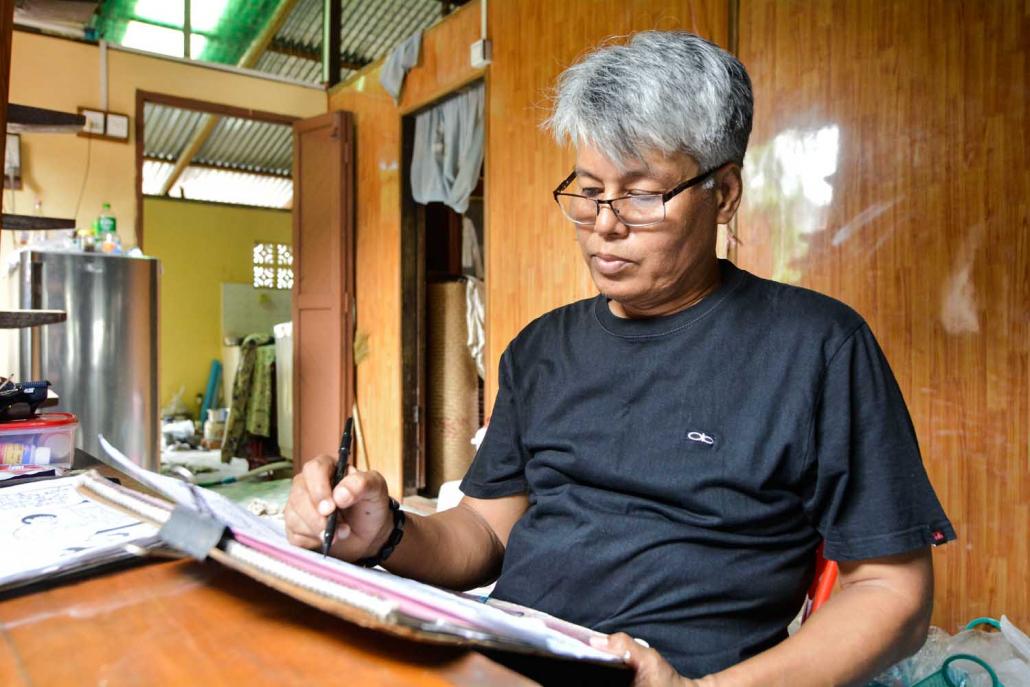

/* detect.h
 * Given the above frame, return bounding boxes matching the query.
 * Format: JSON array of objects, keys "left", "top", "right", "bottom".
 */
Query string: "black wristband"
[{"left": 355, "top": 498, "right": 406, "bottom": 568}]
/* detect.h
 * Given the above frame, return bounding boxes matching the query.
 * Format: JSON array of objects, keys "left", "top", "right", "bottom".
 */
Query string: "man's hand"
[
  {"left": 592, "top": 633, "right": 701, "bottom": 687},
  {"left": 284, "top": 455, "right": 394, "bottom": 561}
]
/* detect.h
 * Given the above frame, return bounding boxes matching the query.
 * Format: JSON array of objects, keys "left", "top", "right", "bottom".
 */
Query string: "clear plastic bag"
[{"left": 867, "top": 617, "right": 1030, "bottom": 687}]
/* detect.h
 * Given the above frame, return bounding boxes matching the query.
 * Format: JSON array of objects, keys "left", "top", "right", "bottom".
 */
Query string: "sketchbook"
[
  {"left": 77, "top": 437, "right": 623, "bottom": 666},
  {"left": 0, "top": 476, "right": 162, "bottom": 593}
]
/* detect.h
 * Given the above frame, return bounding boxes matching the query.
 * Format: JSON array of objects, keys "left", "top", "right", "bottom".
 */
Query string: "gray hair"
[{"left": 546, "top": 31, "right": 753, "bottom": 172}]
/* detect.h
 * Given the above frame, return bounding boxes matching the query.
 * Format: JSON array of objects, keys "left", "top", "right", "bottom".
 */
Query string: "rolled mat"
[{"left": 426, "top": 280, "right": 478, "bottom": 495}]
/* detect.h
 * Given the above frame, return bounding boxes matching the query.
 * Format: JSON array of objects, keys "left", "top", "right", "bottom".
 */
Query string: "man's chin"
[{"left": 594, "top": 277, "right": 643, "bottom": 306}]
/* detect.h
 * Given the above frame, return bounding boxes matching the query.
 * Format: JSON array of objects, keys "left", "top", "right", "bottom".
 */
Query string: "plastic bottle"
[
  {"left": 97, "top": 202, "right": 117, "bottom": 235},
  {"left": 96, "top": 203, "right": 121, "bottom": 253}
]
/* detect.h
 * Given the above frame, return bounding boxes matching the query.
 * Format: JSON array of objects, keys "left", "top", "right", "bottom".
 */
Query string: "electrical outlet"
[{"left": 470, "top": 39, "right": 492, "bottom": 69}]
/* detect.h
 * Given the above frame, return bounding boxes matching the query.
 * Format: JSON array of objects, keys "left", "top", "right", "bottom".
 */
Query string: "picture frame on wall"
[{"left": 4, "top": 134, "right": 21, "bottom": 190}]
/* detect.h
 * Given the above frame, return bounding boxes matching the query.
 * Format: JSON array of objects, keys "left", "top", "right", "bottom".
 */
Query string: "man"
[{"left": 286, "top": 31, "right": 954, "bottom": 686}]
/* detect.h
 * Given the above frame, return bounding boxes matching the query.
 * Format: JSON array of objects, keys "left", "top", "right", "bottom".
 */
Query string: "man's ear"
[{"left": 714, "top": 163, "right": 743, "bottom": 225}]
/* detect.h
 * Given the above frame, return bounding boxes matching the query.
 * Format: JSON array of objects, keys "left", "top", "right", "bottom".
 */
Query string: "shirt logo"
[{"left": 687, "top": 431, "right": 715, "bottom": 446}]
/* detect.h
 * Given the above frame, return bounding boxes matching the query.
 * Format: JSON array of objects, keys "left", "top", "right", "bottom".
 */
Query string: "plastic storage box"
[{"left": 0, "top": 412, "right": 79, "bottom": 468}]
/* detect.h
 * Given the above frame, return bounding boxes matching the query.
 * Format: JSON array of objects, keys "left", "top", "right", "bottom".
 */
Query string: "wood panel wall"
[{"left": 736, "top": 0, "right": 1028, "bottom": 629}]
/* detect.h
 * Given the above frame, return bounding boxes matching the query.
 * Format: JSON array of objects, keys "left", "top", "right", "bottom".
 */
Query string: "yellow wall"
[
  {"left": 5, "top": 31, "right": 325, "bottom": 243},
  {"left": 144, "top": 197, "right": 291, "bottom": 413}
]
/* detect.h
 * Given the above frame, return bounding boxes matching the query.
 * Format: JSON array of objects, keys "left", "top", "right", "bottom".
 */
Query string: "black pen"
[{"left": 321, "top": 416, "right": 354, "bottom": 557}]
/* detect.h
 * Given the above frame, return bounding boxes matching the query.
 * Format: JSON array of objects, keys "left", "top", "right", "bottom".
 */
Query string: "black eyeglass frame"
[{"left": 551, "top": 164, "right": 725, "bottom": 227}]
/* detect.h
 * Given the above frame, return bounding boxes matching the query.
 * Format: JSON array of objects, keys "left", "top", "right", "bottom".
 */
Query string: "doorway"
[
  {"left": 401, "top": 82, "right": 486, "bottom": 497},
  {"left": 135, "top": 90, "right": 299, "bottom": 466}
]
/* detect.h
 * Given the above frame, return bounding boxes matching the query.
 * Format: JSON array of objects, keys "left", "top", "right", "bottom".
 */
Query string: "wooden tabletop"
[{"left": 0, "top": 559, "right": 537, "bottom": 687}]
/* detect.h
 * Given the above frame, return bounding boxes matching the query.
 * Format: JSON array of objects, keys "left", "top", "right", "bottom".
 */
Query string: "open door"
[{"left": 292, "top": 111, "right": 354, "bottom": 468}]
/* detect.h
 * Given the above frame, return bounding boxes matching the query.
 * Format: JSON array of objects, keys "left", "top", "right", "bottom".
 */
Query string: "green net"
[{"left": 91, "top": 0, "right": 285, "bottom": 65}]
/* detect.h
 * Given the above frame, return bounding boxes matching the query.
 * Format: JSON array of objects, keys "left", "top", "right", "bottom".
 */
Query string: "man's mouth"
[{"left": 592, "top": 253, "right": 634, "bottom": 276}]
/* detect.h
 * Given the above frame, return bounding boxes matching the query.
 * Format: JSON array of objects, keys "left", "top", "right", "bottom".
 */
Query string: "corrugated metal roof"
[
  {"left": 248, "top": 0, "right": 449, "bottom": 84},
  {"left": 143, "top": 102, "right": 208, "bottom": 162},
  {"left": 142, "top": 160, "right": 293, "bottom": 209},
  {"left": 196, "top": 116, "right": 293, "bottom": 175},
  {"left": 142, "top": 102, "right": 294, "bottom": 208},
  {"left": 88, "top": 0, "right": 453, "bottom": 86},
  {"left": 143, "top": 103, "right": 293, "bottom": 175}
]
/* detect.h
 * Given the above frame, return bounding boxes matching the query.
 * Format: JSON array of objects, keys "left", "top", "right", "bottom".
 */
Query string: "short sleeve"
[
  {"left": 460, "top": 348, "right": 530, "bottom": 498},
  {"left": 801, "top": 324, "right": 956, "bottom": 560}
]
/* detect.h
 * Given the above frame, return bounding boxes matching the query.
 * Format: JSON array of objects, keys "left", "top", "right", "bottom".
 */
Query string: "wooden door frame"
[
  {"left": 400, "top": 79, "right": 485, "bottom": 496},
  {"left": 133, "top": 89, "right": 299, "bottom": 251},
  {"left": 0, "top": 0, "right": 13, "bottom": 197},
  {"left": 400, "top": 114, "right": 425, "bottom": 495},
  {"left": 292, "top": 110, "right": 355, "bottom": 471}
]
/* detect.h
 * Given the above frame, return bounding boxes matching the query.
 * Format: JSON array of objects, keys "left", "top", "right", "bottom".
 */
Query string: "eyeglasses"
[{"left": 552, "top": 166, "right": 720, "bottom": 228}]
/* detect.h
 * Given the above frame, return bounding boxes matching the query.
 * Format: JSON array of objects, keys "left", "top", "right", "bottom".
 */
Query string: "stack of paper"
[{"left": 0, "top": 476, "right": 160, "bottom": 592}]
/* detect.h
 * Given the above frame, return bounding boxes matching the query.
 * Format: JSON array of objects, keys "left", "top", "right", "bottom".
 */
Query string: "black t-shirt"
[{"left": 460, "top": 259, "right": 955, "bottom": 678}]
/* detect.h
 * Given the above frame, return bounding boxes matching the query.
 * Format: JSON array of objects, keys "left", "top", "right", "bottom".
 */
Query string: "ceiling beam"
[
  {"left": 159, "top": 0, "right": 300, "bottom": 196},
  {"left": 321, "top": 0, "right": 341, "bottom": 86}
]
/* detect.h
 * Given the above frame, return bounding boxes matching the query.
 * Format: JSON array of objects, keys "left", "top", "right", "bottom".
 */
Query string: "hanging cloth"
[
  {"left": 465, "top": 276, "right": 485, "bottom": 379},
  {"left": 379, "top": 31, "right": 422, "bottom": 103},
  {"left": 221, "top": 334, "right": 274, "bottom": 462},
  {"left": 461, "top": 216, "right": 484, "bottom": 280},
  {"left": 410, "top": 83, "right": 485, "bottom": 215}
]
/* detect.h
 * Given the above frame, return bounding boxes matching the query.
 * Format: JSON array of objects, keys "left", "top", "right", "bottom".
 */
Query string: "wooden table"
[{"left": 0, "top": 559, "right": 536, "bottom": 686}]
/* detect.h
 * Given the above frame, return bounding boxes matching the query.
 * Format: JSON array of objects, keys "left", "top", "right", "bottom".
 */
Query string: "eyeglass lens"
[{"left": 557, "top": 194, "right": 665, "bottom": 226}]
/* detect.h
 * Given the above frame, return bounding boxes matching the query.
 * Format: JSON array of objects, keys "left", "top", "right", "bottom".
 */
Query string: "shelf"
[
  {"left": 1, "top": 214, "right": 77, "bottom": 231},
  {"left": 6, "top": 104, "right": 85, "bottom": 134},
  {"left": 0, "top": 310, "right": 67, "bottom": 329}
]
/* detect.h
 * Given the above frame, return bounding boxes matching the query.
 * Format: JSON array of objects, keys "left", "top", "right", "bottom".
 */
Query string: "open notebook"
[
  {"left": 0, "top": 476, "right": 161, "bottom": 593},
  {"left": 77, "top": 437, "right": 623, "bottom": 666}
]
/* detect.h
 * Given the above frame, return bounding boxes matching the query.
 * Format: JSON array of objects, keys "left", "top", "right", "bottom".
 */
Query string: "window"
[{"left": 253, "top": 242, "right": 293, "bottom": 290}]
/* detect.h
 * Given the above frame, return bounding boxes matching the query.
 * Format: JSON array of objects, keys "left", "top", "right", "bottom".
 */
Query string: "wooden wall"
[
  {"left": 328, "top": 0, "right": 1026, "bottom": 628},
  {"left": 736, "top": 0, "right": 1028, "bottom": 629}
]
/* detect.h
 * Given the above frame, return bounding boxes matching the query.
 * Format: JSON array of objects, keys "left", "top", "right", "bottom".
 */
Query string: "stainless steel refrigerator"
[{"left": 18, "top": 250, "right": 159, "bottom": 469}]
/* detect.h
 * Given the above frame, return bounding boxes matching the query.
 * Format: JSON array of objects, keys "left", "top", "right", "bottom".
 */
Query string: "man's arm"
[
  {"left": 603, "top": 548, "right": 934, "bottom": 687},
  {"left": 383, "top": 494, "right": 529, "bottom": 588},
  {"left": 285, "top": 455, "right": 529, "bottom": 589}
]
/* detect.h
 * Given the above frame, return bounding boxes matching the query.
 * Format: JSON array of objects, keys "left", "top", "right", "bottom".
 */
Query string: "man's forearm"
[
  {"left": 699, "top": 579, "right": 931, "bottom": 687},
  {"left": 381, "top": 503, "right": 505, "bottom": 589}
]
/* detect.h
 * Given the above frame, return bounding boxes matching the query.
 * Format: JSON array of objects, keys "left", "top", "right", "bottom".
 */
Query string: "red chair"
[{"left": 801, "top": 543, "right": 838, "bottom": 623}]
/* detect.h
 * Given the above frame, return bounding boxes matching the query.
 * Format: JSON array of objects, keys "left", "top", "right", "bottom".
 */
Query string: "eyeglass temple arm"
[{"left": 553, "top": 170, "right": 578, "bottom": 196}]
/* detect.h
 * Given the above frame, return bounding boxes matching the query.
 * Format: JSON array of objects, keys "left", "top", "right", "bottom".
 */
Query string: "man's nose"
[{"left": 593, "top": 202, "right": 629, "bottom": 239}]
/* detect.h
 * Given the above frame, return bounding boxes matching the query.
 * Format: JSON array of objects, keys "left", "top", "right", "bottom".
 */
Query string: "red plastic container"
[{"left": 0, "top": 412, "right": 79, "bottom": 468}]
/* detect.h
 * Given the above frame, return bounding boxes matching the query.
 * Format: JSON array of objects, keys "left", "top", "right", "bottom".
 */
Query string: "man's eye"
[
  {"left": 579, "top": 188, "right": 603, "bottom": 198},
  {"left": 628, "top": 190, "right": 661, "bottom": 197}
]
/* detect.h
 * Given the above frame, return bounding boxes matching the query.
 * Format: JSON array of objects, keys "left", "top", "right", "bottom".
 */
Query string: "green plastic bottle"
[{"left": 97, "top": 202, "right": 117, "bottom": 236}]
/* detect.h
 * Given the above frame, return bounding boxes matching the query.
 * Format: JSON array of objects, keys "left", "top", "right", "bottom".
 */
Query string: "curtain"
[{"left": 410, "top": 83, "right": 484, "bottom": 215}]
